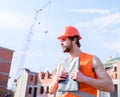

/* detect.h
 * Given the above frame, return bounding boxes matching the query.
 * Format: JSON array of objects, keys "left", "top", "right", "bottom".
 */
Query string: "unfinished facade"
[
  {"left": 14, "top": 69, "right": 56, "bottom": 97},
  {"left": 98, "top": 57, "right": 120, "bottom": 97}
]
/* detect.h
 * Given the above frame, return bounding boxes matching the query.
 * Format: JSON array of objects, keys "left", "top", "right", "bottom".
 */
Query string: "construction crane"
[{"left": 14, "top": 1, "right": 51, "bottom": 81}]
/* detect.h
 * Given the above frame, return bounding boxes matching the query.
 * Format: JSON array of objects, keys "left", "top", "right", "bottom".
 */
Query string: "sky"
[{"left": 0, "top": 0, "right": 120, "bottom": 89}]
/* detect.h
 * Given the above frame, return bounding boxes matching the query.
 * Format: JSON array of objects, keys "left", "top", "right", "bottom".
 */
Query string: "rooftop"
[{"left": 104, "top": 57, "right": 120, "bottom": 67}]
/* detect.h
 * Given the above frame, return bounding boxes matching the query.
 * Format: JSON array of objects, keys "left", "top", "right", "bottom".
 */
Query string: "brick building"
[
  {"left": 38, "top": 70, "right": 55, "bottom": 97},
  {"left": 98, "top": 57, "right": 120, "bottom": 97},
  {"left": 14, "top": 69, "right": 56, "bottom": 97},
  {"left": 0, "top": 46, "right": 14, "bottom": 97}
]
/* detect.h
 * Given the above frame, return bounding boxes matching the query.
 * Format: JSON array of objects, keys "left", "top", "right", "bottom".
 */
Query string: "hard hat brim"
[
  {"left": 57, "top": 35, "right": 82, "bottom": 40},
  {"left": 57, "top": 36, "right": 68, "bottom": 39}
]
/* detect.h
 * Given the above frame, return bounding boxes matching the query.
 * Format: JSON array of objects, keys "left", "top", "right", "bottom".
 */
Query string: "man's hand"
[
  {"left": 53, "top": 71, "right": 68, "bottom": 83},
  {"left": 49, "top": 71, "right": 68, "bottom": 94},
  {"left": 70, "top": 70, "right": 87, "bottom": 82}
]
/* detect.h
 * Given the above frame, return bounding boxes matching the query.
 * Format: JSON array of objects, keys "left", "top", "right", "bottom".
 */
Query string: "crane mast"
[{"left": 14, "top": 0, "right": 51, "bottom": 80}]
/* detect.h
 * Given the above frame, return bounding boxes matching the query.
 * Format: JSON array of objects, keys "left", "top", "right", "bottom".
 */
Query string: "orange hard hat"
[{"left": 57, "top": 26, "right": 82, "bottom": 40}]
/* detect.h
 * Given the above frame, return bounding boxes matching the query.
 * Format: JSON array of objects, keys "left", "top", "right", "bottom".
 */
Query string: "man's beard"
[{"left": 62, "top": 42, "right": 73, "bottom": 53}]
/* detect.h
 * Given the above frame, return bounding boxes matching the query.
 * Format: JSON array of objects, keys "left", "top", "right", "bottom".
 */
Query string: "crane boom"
[{"left": 14, "top": 0, "right": 51, "bottom": 80}]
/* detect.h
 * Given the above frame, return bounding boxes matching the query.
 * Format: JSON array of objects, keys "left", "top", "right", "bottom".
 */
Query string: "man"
[{"left": 49, "top": 26, "right": 114, "bottom": 97}]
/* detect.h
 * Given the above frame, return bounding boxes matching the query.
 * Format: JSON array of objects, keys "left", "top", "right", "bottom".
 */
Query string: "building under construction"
[
  {"left": 0, "top": 46, "right": 14, "bottom": 97},
  {"left": 14, "top": 69, "right": 56, "bottom": 97},
  {"left": 99, "top": 56, "right": 120, "bottom": 97}
]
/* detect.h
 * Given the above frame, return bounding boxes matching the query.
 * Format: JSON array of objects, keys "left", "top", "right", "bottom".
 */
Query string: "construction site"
[
  {"left": 0, "top": 0, "right": 120, "bottom": 97},
  {"left": 0, "top": 46, "right": 120, "bottom": 97}
]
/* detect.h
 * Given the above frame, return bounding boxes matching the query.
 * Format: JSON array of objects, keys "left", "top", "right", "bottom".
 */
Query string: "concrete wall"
[{"left": 14, "top": 69, "right": 29, "bottom": 97}]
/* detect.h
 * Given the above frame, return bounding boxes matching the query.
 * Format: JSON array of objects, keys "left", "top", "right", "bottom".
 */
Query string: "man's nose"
[{"left": 60, "top": 42, "right": 63, "bottom": 46}]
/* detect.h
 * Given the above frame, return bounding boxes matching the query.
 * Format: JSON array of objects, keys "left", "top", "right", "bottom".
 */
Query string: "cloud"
[
  {"left": 92, "top": 13, "right": 120, "bottom": 26},
  {"left": 77, "top": 12, "right": 120, "bottom": 28},
  {"left": 0, "top": 12, "right": 30, "bottom": 29},
  {"left": 69, "top": 8, "right": 111, "bottom": 14},
  {"left": 74, "top": 9, "right": 120, "bottom": 53}
]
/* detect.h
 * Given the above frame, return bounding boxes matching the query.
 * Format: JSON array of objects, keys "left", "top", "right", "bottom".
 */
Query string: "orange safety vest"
[{"left": 56, "top": 52, "right": 98, "bottom": 97}]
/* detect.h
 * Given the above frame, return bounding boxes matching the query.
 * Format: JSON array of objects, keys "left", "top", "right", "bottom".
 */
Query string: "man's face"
[{"left": 60, "top": 37, "right": 73, "bottom": 53}]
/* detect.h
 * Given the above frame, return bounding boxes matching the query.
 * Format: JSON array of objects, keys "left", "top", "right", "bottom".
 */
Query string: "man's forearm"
[
  {"left": 49, "top": 82, "right": 58, "bottom": 94},
  {"left": 83, "top": 76, "right": 114, "bottom": 93}
]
